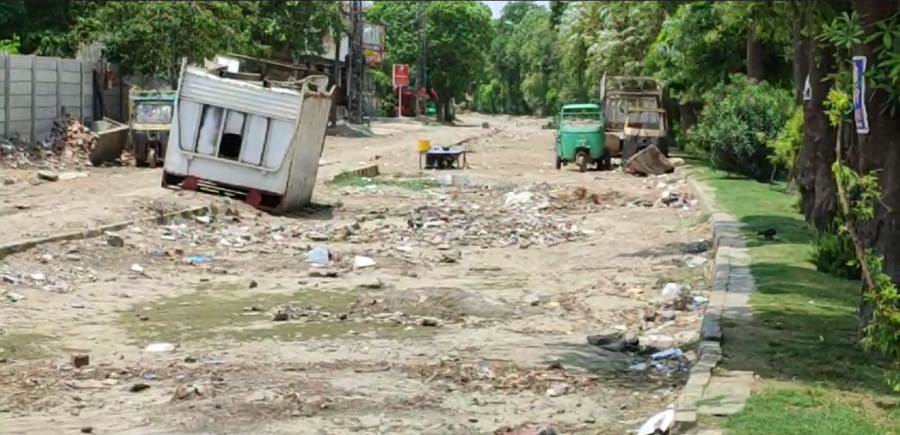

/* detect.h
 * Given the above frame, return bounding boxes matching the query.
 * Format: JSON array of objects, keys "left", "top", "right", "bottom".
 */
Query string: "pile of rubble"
[
  {"left": 50, "top": 115, "right": 98, "bottom": 158},
  {"left": 0, "top": 115, "right": 97, "bottom": 169},
  {"left": 401, "top": 192, "right": 590, "bottom": 248}
]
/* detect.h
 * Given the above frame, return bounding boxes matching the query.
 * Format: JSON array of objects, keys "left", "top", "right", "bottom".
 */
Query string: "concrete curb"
[
  {"left": 672, "top": 169, "right": 751, "bottom": 433},
  {"left": 0, "top": 204, "right": 215, "bottom": 261}
]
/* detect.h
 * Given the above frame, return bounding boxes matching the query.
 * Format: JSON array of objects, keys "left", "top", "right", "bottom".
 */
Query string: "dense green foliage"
[
  {"left": 0, "top": 1, "right": 344, "bottom": 83},
  {"left": 366, "top": 1, "right": 493, "bottom": 121},
  {"left": 812, "top": 228, "right": 862, "bottom": 281},
  {"left": 689, "top": 75, "right": 794, "bottom": 180}
]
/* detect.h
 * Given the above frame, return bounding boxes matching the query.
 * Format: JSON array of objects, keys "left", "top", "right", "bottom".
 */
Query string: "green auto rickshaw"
[
  {"left": 129, "top": 88, "right": 177, "bottom": 167},
  {"left": 554, "top": 103, "right": 607, "bottom": 172}
]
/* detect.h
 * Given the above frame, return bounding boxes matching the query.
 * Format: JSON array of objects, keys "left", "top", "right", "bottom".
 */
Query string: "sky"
[{"left": 483, "top": 1, "right": 550, "bottom": 18}]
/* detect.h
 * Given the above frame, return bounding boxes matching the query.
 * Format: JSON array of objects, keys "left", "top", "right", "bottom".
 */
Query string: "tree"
[
  {"left": 367, "top": 1, "right": 493, "bottom": 122},
  {"left": 0, "top": 1, "right": 100, "bottom": 56},
  {"left": 253, "top": 1, "right": 344, "bottom": 61},
  {"left": 81, "top": 2, "right": 257, "bottom": 84}
]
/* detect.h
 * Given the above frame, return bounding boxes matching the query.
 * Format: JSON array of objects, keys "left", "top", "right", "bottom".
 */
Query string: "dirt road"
[{"left": 0, "top": 115, "right": 709, "bottom": 435}]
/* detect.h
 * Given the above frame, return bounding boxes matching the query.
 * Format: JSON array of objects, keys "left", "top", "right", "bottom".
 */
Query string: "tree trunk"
[
  {"left": 851, "top": 0, "right": 900, "bottom": 340},
  {"left": 792, "top": 14, "right": 810, "bottom": 104},
  {"left": 798, "top": 40, "right": 837, "bottom": 232},
  {"left": 678, "top": 102, "right": 701, "bottom": 138},
  {"left": 441, "top": 98, "right": 453, "bottom": 123},
  {"left": 746, "top": 27, "right": 765, "bottom": 81}
]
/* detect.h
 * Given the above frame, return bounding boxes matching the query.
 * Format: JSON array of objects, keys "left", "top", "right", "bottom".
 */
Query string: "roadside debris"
[
  {"left": 637, "top": 407, "right": 676, "bottom": 435},
  {"left": 1, "top": 115, "right": 102, "bottom": 170},
  {"left": 624, "top": 145, "right": 674, "bottom": 176}
]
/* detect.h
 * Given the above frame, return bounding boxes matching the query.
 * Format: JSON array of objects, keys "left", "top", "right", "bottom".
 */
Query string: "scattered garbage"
[
  {"left": 144, "top": 343, "right": 176, "bottom": 353},
  {"left": 183, "top": 255, "right": 212, "bottom": 264},
  {"left": 660, "top": 283, "right": 686, "bottom": 301},
  {"left": 353, "top": 255, "right": 376, "bottom": 269},
  {"left": 637, "top": 406, "right": 676, "bottom": 435},
  {"left": 307, "top": 246, "right": 331, "bottom": 266},
  {"left": 545, "top": 382, "right": 575, "bottom": 397}
]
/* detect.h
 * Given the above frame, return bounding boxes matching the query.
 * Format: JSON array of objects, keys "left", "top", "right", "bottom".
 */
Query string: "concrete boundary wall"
[{"left": 0, "top": 54, "right": 95, "bottom": 143}]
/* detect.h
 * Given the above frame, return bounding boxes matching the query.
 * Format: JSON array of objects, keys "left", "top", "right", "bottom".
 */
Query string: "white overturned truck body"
[{"left": 162, "top": 63, "right": 334, "bottom": 211}]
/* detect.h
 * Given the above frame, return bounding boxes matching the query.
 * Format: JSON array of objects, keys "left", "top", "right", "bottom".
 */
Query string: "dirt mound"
[{"left": 376, "top": 287, "right": 519, "bottom": 320}]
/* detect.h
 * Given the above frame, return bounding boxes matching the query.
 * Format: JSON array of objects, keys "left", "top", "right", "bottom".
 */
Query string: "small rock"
[
  {"left": 684, "top": 255, "right": 707, "bottom": 268},
  {"left": 440, "top": 249, "right": 462, "bottom": 263},
  {"left": 353, "top": 255, "right": 376, "bottom": 269},
  {"left": 36, "top": 170, "right": 59, "bottom": 182},
  {"left": 305, "top": 232, "right": 330, "bottom": 242},
  {"left": 586, "top": 330, "right": 622, "bottom": 346},
  {"left": 685, "top": 241, "right": 709, "bottom": 254},
  {"left": 354, "top": 277, "right": 384, "bottom": 290},
  {"left": 657, "top": 310, "right": 677, "bottom": 322},
  {"left": 3, "top": 177, "right": 15, "bottom": 185},
  {"left": 58, "top": 172, "right": 89, "bottom": 181},
  {"left": 249, "top": 280, "right": 258, "bottom": 289},
  {"left": 80, "top": 427, "right": 93, "bottom": 434},
  {"left": 523, "top": 294, "right": 541, "bottom": 306},
  {"left": 71, "top": 354, "right": 90, "bottom": 368},
  {"left": 308, "top": 269, "right": 340, "bottom": 278},
  {"left": 546, "top": 382, "right": 574, "bottom": 397},
  {"left": 129, "top": 383, "right": 151, "bottom": 393},
  {"left": 420, "top": 317, "right": 441, "bottom": 327},
  {"left": 5, "top": 292, "right": 24, "bottom": 302}
]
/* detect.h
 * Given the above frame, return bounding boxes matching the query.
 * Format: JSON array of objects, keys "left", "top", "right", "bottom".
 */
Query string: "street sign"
[
  {"left": 852, "top": 56, "right": 869, "bottom": 134},
  {"left": 393, "top": 64, "right": 410, "bottom": 88}
]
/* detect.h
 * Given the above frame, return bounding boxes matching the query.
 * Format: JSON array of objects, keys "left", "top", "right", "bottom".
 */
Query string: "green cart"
[{"left": 555, "top": 103, "right": 607, "bottom": 172}]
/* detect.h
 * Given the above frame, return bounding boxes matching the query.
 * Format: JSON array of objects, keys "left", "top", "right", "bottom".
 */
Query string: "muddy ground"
[{"left": 0, "top": 115, "right": 710, "bottom": 435}]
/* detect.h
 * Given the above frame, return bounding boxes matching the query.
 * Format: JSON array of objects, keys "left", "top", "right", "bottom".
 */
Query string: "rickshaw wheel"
[{"left": 575, "top": 152, "right": 588, "bottom": 173}]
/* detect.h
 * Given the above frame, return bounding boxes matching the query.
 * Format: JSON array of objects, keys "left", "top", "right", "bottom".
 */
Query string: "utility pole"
[{"left": 347, "top": 0, "right": 366, "bottom": 124}]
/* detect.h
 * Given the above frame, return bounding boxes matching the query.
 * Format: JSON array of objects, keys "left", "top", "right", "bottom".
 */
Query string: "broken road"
[{"left": 0, "top": 115, "right": 710, "bottom": 435}]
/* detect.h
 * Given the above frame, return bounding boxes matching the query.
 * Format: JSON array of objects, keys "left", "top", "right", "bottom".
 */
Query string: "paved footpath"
[{"left": 673, "top": 176, "right": 756, "bottom": 434}]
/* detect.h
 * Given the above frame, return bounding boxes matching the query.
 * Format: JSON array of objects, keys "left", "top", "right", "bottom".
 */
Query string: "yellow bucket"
[{"left": 417, "top": 138, "right": 431, "bottom": 153}]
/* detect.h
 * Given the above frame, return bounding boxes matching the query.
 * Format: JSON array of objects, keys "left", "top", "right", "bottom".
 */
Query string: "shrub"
[
  {"left": 766, "top": 106, "right": 805, "bottom": 184},
  {"left": 688, "top": 74, "right": 795, "bottom": 180},
  {"left": 812, "top": 228, "right": 861, "bottom": 280}
]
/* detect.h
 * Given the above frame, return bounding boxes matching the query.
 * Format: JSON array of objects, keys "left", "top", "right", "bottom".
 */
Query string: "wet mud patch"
[
  {"left": 117, "top": 285, "right": 359, "bottom": 344},
  {"left": 0, "top": 331, "right": 55, "bottom": 360}
]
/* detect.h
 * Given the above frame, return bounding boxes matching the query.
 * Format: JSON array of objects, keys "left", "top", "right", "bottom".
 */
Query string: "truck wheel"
[
  {"left": 575, "top": 152, "right": 587, "bottom": 173},
  {"left": 555, "top": 155, "right": 562, "bottom": 170}
]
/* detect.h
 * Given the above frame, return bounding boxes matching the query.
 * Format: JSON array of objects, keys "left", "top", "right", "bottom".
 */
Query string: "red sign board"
[{"left": 393, "top": 64, "right": 410, "bottom": 88}]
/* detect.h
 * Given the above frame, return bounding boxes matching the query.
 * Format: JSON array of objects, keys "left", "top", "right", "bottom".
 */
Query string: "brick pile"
[
  {"left": 50, "top": 114, "right": 99, "bottom": 158},
  {"left": 0, "top": 114, "right": 97, "bottom": 169}
]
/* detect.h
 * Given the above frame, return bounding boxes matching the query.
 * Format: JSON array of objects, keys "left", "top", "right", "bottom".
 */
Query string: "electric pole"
[{"left": 348, "top": 0, "right": 366, "bottom": 124}]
